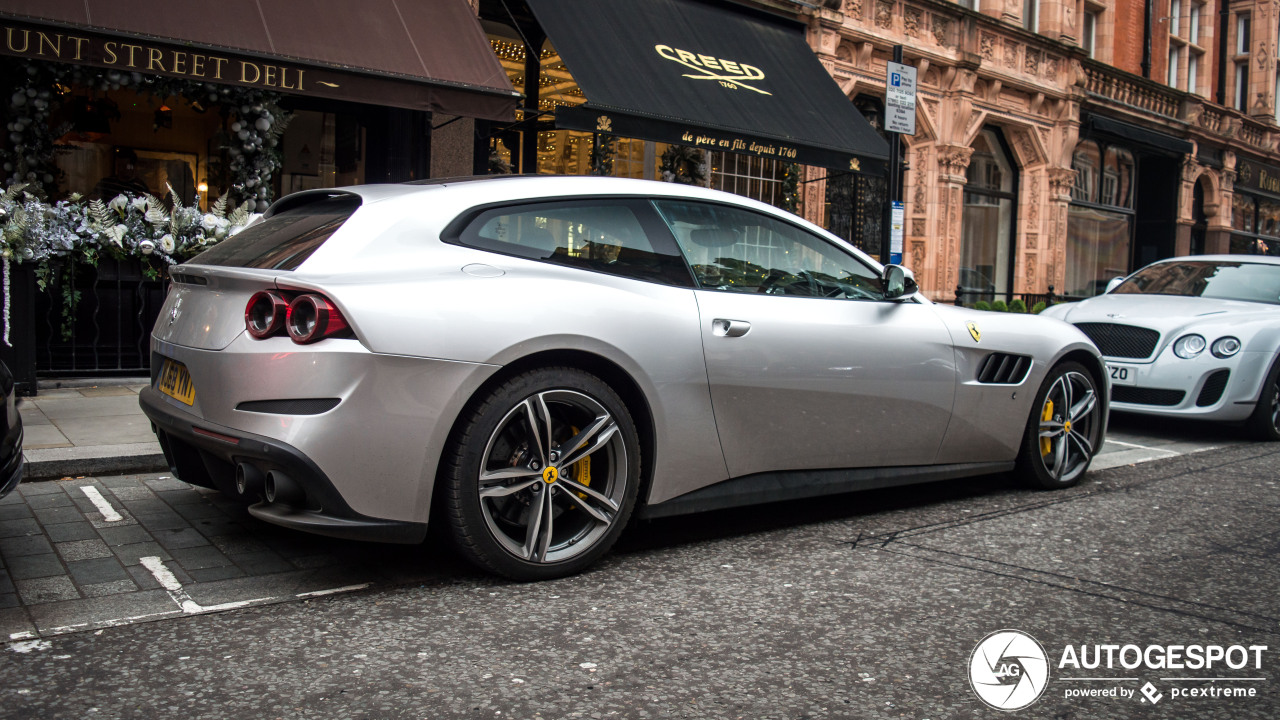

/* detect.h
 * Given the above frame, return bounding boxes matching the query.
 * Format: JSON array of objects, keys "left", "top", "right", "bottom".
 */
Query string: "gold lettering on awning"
[{"left": 654, "top": 44, "right": 770, "bottom": 95}]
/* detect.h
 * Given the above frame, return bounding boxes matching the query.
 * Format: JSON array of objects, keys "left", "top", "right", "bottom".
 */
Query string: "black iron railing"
[
  {"left": 33, "top": 258, "right": 166, "bottom": 376},
  {"left": 953, "top": 284, "right": 1086, "bottom": 310}
]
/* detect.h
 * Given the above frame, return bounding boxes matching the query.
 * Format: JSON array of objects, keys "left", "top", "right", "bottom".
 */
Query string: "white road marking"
[
  {"left": 9, "top": 640, "right": 51, "bottom": 653},
  {"left": 81, "top": 486, "right": 124, "bottom": 522},
  {"left": 296, "top": 584, "right": 371, "bottom": 599},
  {"left": 139, "top": 556, "right": 204, "bottom": 614}
]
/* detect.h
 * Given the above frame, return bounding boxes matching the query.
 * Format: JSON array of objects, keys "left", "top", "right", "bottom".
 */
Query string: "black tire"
[
  {"left": 1246, "top": 355, "right": 1280, "bottom": 441},
  {"left": 1015, "top": 361, "right": 1104, "bottom": 489},
  {"left": 440, "top": 367, "right": 641, "bottom": 581}
]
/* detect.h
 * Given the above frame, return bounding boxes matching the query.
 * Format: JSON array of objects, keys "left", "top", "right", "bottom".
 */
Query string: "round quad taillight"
[
  {"left": 286, "top": 293, "right": 349, "bottom": 344},
  {"left": 245, "top": 291, "right": 288, "bottom": 339}
]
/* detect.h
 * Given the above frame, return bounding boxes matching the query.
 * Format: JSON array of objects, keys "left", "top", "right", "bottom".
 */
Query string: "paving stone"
[
  {"left": 211, "top": 535, "right": 270, "bottom": 556},
  {"left": 0, "top": 593, "right": 17, "bottom": 609},
  {"left": 81, "top": 579, "right": 140, "bottom": 598},
  {"left": 0, "top": 505, "right": 34, "bottom": 521},
  {"left": 191, "top": 518, "right": 248, "bottom": 537},
  {"left": 16, "top": 481, "right": 63, "bottom": 496},
  {"left": 174, "top": 503, "right": 230, "bottom": 522},
  {"left": 44, "top": 521, "right": 99, "bottom": 543},
  {"left": 26, "top": 589, "right": 178, "bottom": 635},
  {"left": 6, "top": 553, "right": 65, "bottom": 581},
  {"left": 0, "top": 491, "right": 24, "bottom": 505},
  {"left": 15, "top": 576, "right": 80, "bottom": 604},
  {"left": 157, "top": 489, "right": 209, "bottom": 506},
  {"left": 55, "top": 539, "right": 114, "bottom": 562},
  {"left": 153, "top": 527, "right": 211, "bottom": 550},
  {"left": 0, "top": 534, "right": 54, "bottom": 558},
  {"left": 142, "top": 477, "right": 189, "bottom": 492},
  {"left": 96, "top": 524, "right": 153, "bottom": 546},
  {"left": 99, "top": 475, "right": 148, "bottom": 489},
  {"left": 106, "top": 486, "right": 158, "bottom": 501},
  {"left": 119, "top": 498, "right": 173, "bottom": 515},
  {"left": 0, "top": 572, "right": 13, "bottom": 593},
  {"left": 187, "top": 565, "right": 247, "bottom": 583},
  {"left": 25, "top": 492, "right": 74, "bottom": 510},
  {"left": 67, "top": 557, "right": 131, "bottom": 585},
  {"left": 112, "top": 542, "right": 171, "bottom": 567},
  {"left": 136, "top": 512, "right": 191, "bottom": 532},
  {"left": 33, "top": 505, "right": 86, "bottom": 526},
  {"left": 169, "top": 545, "right": 233, "bottom": 571},
  {"left": 0, "top": 518, "right": 41, "bottom": 539},
  {"left": 230, "top": 550, "right": 295, "bottom": 576},
  {"left": 127, "top": 564, "right": 163, "bottom": 591}
]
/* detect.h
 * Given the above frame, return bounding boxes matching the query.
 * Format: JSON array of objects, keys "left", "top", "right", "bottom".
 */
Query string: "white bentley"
[{"left": 1042, "top": 255, "right": 1280, "bottom": 440}]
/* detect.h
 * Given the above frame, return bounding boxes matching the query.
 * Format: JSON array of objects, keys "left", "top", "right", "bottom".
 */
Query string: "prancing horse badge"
[{"left": 966, "top": 321, "right": 981, "bottom": 343}]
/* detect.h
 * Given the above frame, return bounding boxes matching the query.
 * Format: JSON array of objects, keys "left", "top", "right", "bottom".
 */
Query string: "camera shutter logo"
[{"left": 969, "top": 630, "right": 1051, "bottom": 711}]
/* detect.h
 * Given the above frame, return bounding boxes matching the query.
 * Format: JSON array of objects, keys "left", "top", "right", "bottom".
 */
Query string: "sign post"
[{"left": 882, "top": 47, "right": 916, "bottom": 266}]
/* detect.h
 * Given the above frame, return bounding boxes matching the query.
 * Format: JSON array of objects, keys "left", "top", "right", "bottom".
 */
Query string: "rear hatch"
[{"left": 152, "top": 192, "right": 361, "bottom": 351}]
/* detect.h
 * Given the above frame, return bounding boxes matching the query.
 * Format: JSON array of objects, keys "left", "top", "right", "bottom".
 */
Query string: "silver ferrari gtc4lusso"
[{"left": 140, "top": 176, "right": 1108, "bottom": 580}]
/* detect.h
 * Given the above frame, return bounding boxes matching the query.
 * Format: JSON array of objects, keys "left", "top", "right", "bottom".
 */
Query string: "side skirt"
[{"left": 639, "top": 462, "right": 1015, "bottom": 519}]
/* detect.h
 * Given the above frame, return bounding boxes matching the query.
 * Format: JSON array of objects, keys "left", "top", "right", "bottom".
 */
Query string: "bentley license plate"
[
  {"left": 157, "top": 358, "right": 196, "bottom": 405},
  {"left": 1106, "top": 363, "right": 1138, "bottom": 387}
]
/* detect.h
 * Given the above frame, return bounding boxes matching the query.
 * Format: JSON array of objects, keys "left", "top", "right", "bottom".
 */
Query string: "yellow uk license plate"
[{"left": 157, "top": 358, "right": 196, "bottom": 406}]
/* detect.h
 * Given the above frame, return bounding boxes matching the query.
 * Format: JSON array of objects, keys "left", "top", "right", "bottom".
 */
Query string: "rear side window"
[
  {"left": 192, "top": 193, "right": 360, "bottom": 270},
  {"left": 451, "top": 199, "right": 692, "bottom": 286}
]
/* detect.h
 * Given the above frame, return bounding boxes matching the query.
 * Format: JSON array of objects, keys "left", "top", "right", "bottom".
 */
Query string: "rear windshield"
[{"left": 192, "top": 194, "right": 360, "bottom": 270}]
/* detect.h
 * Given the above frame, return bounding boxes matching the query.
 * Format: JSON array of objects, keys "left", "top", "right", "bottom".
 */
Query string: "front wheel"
[
  {"left": 1246, "top": 355, "right": 1280, "bottom": 441},
  {"left": 440, "top": 367, "right": 641, "bottom": 581},
  {"left": 1015, "top": 361, "right": 1103, "bottom": 489}
]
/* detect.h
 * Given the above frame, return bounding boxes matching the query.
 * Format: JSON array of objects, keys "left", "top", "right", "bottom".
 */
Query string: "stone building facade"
[{"left": 782, "top": 0, "right": 1280, "bottom": 301}]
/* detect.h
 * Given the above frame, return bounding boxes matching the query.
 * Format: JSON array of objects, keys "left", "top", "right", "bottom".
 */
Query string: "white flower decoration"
[
  {"left": 108, "top": 195, "right": 128, "bottom": 213},
  {"left": 130, "top": 197, "right": 149, "bottom": 213},
  {"left": 201, "top": 213, "right": 219, "bottom": 231},
  {"left": 160, "top": 234, "right": 175, "bottom": 253}
]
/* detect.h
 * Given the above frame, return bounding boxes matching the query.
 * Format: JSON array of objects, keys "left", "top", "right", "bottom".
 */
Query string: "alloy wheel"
[
  {"left": 1036, "top": 370, "right": 1098, "bottom": 484},
  {"left": 477, "top": 389, "right": 629, "bottom": 564}
]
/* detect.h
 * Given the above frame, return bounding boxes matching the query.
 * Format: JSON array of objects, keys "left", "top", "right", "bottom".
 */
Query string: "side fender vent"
[{"left": 977, "top": 353, "right": 1033, "bottom": 385}]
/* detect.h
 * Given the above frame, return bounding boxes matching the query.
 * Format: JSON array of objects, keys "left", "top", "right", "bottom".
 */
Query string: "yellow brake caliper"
[
  {"left": 1040, "top": 400, "right": 1054, "bottom": 456},
  {"left": 568, "top": 427, "right": 591, "bottom": 499}
]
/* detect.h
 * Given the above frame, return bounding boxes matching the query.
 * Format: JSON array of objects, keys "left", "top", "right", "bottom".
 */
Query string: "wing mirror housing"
[
  {"left": 1105, "top": 276, "right": 1125, "bottom": 294},
  {"left": 883, "top": 264, "right": 919, "bottom": 300}
]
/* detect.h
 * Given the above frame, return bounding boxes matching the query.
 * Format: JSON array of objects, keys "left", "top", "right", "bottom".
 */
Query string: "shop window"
[
  {"left": 1071, "top": 140, "right": 1102, "bottom": 203},
  {"left": 960, "top": 129, "right": 1016, "bottom": 303},
  {"left": 1066, "top": 139, "right": 1134, "bottom": 297},
  {"left": 709, "top": 153, "right": 786, "bottom": 207},
  {"left": 1233, "top": 193, "right": 1257, "bottom": 233},
  {"left": 825, "top": 96, "right": 887, "bottom": 256}
]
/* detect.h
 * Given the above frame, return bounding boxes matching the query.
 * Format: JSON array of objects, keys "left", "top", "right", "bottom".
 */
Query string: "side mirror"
[
  {"left": 1105, "top": 276, "right": 1125, "bottom": 294},
  {"left": 884, "top": 264, "right": 919, "bottom": 300}
]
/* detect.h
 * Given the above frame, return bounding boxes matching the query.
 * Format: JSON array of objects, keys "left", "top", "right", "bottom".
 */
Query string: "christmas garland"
[
  {"left": 1, "top": 57, "right": 288, "bottom": 210},
  {"left": 659, "top": 145, "right": 706, "bottom": 185}
]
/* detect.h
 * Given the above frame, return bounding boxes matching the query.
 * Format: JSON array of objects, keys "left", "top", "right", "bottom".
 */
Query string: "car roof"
[{"left": 1144, "top": 254, "right": 1280, "bottom": 266}]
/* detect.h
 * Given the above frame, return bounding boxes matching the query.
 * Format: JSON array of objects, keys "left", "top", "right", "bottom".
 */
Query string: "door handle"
[{"left": 712, "top": 319, "right": 752, "bottom": 337}]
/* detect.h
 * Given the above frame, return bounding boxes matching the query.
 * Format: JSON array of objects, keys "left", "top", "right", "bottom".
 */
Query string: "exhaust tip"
[
  {"left": 235, "top": 462, "right": 264, "bottom": 497},
  {"left": 264, "top": 469, "right": 304, "bottom": 505}
]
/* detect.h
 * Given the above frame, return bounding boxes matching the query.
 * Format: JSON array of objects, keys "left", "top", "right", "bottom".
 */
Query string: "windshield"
[{"left": 1113, "top": 260, "right": 1280, "bottom": 305}]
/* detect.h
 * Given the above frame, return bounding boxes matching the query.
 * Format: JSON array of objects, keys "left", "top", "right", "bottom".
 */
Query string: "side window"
[
  {"left": 453, "top": 200, "right": 691, "bottom": 286},
  {"left": 651, "top": 200, "right": 885, "bottom": 300}
]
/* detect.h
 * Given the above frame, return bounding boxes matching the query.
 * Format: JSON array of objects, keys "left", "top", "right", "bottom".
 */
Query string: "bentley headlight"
[
  {"left": 1173, "top": 334, "right": 1206, "bottom": 359},
  {"left": 1211, "top": 336, "right": 1242, "bottom": 358}
]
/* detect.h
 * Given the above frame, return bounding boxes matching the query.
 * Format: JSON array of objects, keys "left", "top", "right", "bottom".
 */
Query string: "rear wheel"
[
  {"left": 1246, "top": 355, "right": 1280, "bottom": 441},
  {"left": 1016, "top": 361, "right": 1103, "bottom": 489},
  {"left": 441, "top": 367, "right": 641, "bottom": 581}
]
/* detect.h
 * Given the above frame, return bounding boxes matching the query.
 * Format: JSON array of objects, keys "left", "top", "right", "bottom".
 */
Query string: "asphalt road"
[{"left": 1, "top": 415, "right": 1277, "bottom": 719}]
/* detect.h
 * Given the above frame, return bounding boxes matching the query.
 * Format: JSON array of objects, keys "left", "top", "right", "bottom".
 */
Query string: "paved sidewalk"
[{"left": 18, "top": 379, "right": 166, "bottom": 481}]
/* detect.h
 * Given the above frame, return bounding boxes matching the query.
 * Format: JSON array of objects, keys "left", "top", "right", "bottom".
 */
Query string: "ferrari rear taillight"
[
  {"left": 286, "top": 293, "right": 350, "bottom": 344},
  {"left": 244, "top": 290, "right": 352, "bottom": 343},
  {"left": 245, "top": 291, "right": 289, "bottom": 339}
]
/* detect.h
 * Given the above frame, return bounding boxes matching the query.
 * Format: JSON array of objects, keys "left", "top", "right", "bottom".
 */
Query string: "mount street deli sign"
[{"left": 0, "top": 20, "right": 440, "bottom": 110}]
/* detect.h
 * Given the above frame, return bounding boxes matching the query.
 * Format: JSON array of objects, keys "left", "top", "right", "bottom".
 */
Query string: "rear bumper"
[{"left": 139, "top": 387, "right": 426, "bottom": 544}]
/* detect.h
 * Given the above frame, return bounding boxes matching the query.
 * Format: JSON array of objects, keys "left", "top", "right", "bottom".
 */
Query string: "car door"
[{"left": 651, "top": 199, "right": 958, "bottom": 478}]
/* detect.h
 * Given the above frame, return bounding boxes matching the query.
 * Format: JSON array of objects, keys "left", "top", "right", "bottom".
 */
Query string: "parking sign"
[{"left": 885, "top": 61, "right": 916, "bottom": 135}]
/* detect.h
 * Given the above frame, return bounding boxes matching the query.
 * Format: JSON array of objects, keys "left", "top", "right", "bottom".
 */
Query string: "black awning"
[
  {"left": 1086, "top": 115, "right": 1193, "bottom": 156},
  {"left": 527, "top": 0, "right": 888, "bottom": 174},
  {"left": 0, "top": 0, "right": 518, "bottom": 121}
]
